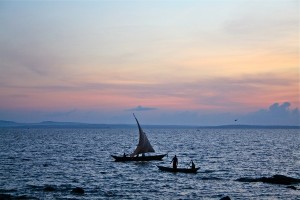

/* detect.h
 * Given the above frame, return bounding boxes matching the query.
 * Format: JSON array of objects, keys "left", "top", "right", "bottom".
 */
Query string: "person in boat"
[
  {"left": 171, "top": 155, "right": 178, "bottom": 169},
  {"left": 190, "top": 160, "right": 195, "bottom": 170}
]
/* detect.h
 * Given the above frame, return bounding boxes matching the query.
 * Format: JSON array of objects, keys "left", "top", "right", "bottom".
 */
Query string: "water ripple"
[{"left": 0, "top": 128, "right": 299, "bottom": 199}]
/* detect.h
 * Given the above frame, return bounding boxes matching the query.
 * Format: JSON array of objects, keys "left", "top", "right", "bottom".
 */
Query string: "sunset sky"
[{"left": 0, "top": 0, "right": 299, "bottom": 125}]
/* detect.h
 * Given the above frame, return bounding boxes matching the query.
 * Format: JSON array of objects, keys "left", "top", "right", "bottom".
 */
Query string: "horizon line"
[{"left": 0, "top": 119, "right": 299, "bottom": 128}]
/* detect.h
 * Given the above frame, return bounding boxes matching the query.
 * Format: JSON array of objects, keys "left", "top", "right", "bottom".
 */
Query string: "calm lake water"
[{"left": 0, "top": 127, "right": 299, "bottom": 199}]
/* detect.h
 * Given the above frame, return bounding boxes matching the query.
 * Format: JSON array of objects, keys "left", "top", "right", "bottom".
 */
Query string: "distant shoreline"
[{"left": 0, "top": 120, "right": 299, "bottom": 129}]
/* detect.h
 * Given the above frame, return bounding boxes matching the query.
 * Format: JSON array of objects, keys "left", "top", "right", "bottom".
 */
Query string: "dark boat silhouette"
[
  {"left": 111, "top": 154, "right": 166, "bottom": 162},
  {"left": 157, "top": 165, "right": 200, "bottom": 173},
  {"left": 111, "top": 114, "right": 166, "bottom": 162}
]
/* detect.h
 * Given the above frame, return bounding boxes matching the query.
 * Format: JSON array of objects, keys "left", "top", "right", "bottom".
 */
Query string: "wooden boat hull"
[
  {"left": 111, "top": 154, "right": 166, "bottom": 162},
  {"left": 157, "top": 165, "right": 199, "bottom": 173}
]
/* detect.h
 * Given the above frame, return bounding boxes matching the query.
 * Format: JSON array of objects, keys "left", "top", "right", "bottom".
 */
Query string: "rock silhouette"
[
  {"left": 236, "top": 175, "right": 300, "bottom": 185},
  {"left": 44, "top": 186, "right": 56, "bottom": 192},
  {"left": 71, "top": 187, "right": 85, "bottom": 194},
  {"left": 220, "top": 196, "right": 231, "bottom": 200}
]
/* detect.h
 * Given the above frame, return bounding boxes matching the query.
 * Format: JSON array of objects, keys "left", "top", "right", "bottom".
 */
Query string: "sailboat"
[{"left": 111, "top": 114, "right": 166, "bottom": 162}]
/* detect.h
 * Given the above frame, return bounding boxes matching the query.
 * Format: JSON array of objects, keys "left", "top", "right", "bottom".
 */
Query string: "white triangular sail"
[{"left": 130, "top": 114, "right": 155, "bottom": 157}]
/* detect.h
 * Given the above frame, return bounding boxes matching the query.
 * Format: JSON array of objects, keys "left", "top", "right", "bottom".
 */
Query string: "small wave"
[
  {"left": 26, "top": 183, "right": 80, "bottom": 194},
  {"left": 7, "top": 156, "right": 17, "bottom": 160},
  {"left": 200, "top": 176, "right": 223, "bottom": 181},
  {"left": 27, "top": 184, "right": 58, "bottom": 192},
  {"left": 103, "top": 190, "right": 118, "bottom": 197},
  {"left": 199, "top": 170, "right": 215, "bottom": 173},
  {"left": 0, "top": 193, "right": 38, "bottom": 200},
  {"left": 0, "top": 189, "right": 18, "bottom": 193}
]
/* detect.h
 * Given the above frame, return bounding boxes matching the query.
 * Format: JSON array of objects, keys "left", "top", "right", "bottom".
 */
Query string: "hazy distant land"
[{"left": 0, "top": 120, "right": 299, "bottom": 129}]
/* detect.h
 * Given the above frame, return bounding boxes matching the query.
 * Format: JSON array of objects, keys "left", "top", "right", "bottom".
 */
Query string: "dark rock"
[
  {"left": 260, "top": 175, "right": 300, "bottom": 185},
  {"left": 71, "top": 187, "right": 84, "bottom": 195},
  {"left": 44, "top": 186, "right": 56, "bottom": 192},
  {"left": 220, "top": 196, "right": 231, "bottom": 200},
  {"left": 236, "top": 175, "right": 300, "bottom": 185},
  {"left": 236, "top": 177, "right": 258, "bottom": 182},
  {"left": 0, "top": 193, "right": 13, "bottom": 200}
]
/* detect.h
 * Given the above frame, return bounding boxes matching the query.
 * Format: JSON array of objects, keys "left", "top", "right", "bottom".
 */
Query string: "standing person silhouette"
[
  {"left": 190, "top": 160, "right": 195, "bottom": 170},
  {"left": 171, "top": 155, "right": 178, "bottom": 169}
]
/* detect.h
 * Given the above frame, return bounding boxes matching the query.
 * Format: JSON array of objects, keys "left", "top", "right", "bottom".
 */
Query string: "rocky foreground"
[{"left": 236, "top": 174, "right": 300, "bottom": 185}]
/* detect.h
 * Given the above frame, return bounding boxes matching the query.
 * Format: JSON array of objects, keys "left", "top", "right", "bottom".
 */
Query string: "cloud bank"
[
  {"left": 122, "top": 102, "right": 299, "bottom": 126},
  {"left": 241, "top": 102, "right": 300, "bottom": 126}
]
